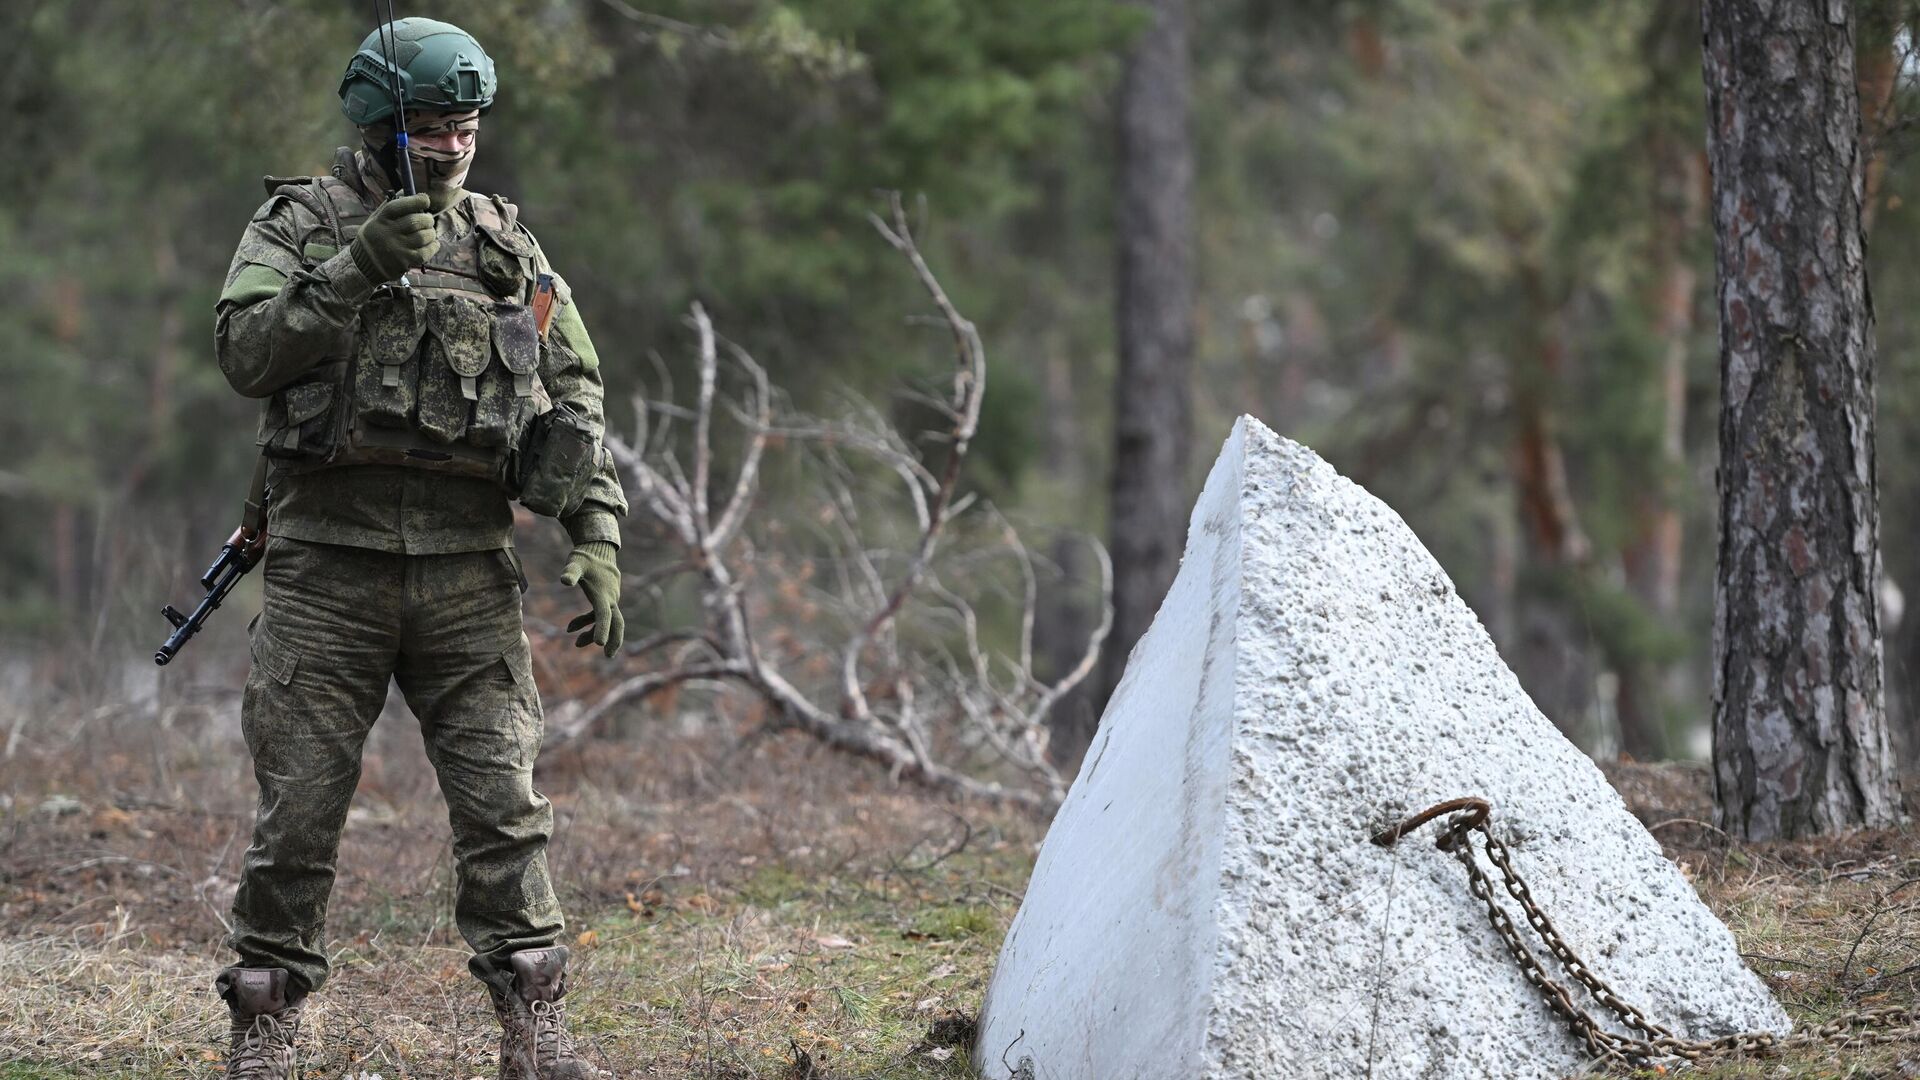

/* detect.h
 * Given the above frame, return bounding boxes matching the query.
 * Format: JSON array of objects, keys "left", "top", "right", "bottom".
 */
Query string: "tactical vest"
[{"left": 254, "top": 149, "right": 552, "bottom": 484}]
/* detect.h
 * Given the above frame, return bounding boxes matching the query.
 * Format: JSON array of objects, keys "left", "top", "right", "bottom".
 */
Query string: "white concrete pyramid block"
[{"left": 976, "top": 417, "right": 1787, "bottom": 1079}]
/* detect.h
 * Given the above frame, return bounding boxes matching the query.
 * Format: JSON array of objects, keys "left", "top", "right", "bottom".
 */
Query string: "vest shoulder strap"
[
  {"left": 305, "top": 175, "right": 373, "bottom": 248},
  {"left": 263, "top": 181, "right": 335, "bottom": 243},
  {"left": 260, "top": 173, "right": 318, "bottom": 197},
  {"left": 256, "top": 168, "right": 374, "bottom": 253}
]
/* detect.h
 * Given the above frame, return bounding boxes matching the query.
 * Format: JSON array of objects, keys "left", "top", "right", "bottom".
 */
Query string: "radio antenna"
[{"left": 373, "top": 0, "right": 416, "bottom": 195}]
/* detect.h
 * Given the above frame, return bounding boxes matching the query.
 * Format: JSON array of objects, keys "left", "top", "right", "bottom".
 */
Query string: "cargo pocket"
[
  {"left": 501, "top": 644, "right": 533, "bottom": 687},
  {"left": 499, "top": 641, "right": 542, "bottom": 762},
  {"left": 418, "top": 296, "right": 492, "bottom": 444},
  {"left": 242, "top": 621, "right": 329, "bottom": 782},
  {"left": 471, "top": 304, "right": 540, "bottom": 449},
  {"left": 259, "top": 379, "right": 337, "bottom": 460},
  {"left": 354, "top": 291, "right": 424, "bottom": 428},
  {"left": 477, "top": 224, "right": 535, "bottom": 300},
  {"left": 250, "top": 621, "right": 299, "bottom": 687}
]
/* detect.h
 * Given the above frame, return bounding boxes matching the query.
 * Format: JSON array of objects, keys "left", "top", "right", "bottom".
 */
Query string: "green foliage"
[
  {"left": 0, "top": 0, "right": 1129, "bottom": 635},
  {"left": 16, "top": 0, "right": 1920, "bottom": 757}
]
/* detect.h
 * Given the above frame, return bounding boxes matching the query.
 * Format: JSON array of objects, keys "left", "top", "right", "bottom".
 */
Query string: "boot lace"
[
  {"left": 530, "top": 998, "right": 580, "bottom": 1066},
  {"left": 228, "top": 1006, "right": 301, "bottom": 1079}
]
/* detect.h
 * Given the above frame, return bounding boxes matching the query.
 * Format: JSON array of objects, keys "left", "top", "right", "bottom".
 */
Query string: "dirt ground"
[
  {"left": 5, "top": 720, "right": 1920, "bottom": 1077},
  {"left": 0, "top": 702, "right": 1036, "bottom": 1080},
  {"left": 1597, "top": 761, "right": 1920, "bottom": 1079}
]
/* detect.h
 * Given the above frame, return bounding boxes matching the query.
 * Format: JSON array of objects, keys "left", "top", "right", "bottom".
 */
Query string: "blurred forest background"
[{"left": 7, "top": 0, "right": 1920, "bottom": 772}]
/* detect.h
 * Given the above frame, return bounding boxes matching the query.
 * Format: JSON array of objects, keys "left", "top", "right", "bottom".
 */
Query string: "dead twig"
[{"left": 541, "top": 194, "right": 1106, "bottom": 810}]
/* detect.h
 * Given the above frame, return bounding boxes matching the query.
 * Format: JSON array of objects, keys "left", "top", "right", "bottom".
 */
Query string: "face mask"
[
  {"left": 361, "top": 112, "right": 480, "bottom": 193},
  {"left": 408, "top": 140, "right": 475, "bottom": 191}
]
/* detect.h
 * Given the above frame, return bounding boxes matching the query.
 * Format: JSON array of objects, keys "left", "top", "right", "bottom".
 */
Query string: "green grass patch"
[{"left": 909, "top": 904, "right": 996, "bottom": 941}]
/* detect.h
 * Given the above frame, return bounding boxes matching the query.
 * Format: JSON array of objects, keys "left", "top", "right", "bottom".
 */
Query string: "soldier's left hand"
[{"left": 560, "top": 541, "right": 623, "bottom": 657}]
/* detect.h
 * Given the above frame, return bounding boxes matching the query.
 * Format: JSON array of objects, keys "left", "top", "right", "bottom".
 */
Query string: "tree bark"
[
  {"left": 1101, "top": 0, "right": 1194, "bottom": 706},
  {"left": 1702, "top": 0, "right": 1899, "bottom": 839}
]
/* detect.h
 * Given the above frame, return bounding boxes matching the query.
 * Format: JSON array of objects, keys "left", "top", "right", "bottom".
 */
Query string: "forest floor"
[
  {"left": 3, "top": 720, "right": 1920, "bottom": 1078},
  {"left": 1601, "top": 761, "right": 1920, "bottom": 1079},
  {"left": 0, "top": 716, "right": 1030, "bottom": 1080}
]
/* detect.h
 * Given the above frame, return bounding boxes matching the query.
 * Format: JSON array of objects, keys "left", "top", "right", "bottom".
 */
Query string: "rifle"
[{"left": 154, "top": 459, "right": 269, "bottom": 666}]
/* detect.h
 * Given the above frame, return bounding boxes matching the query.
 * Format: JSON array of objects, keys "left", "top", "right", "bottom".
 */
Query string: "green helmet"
[{"left": 338, "top": 17, "right": 497, "bottom": 126}]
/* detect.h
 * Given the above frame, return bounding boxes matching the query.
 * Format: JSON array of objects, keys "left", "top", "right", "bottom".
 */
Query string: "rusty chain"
[{"left": 1373, "top": 797, "right": 1920, "bottom": 1066}]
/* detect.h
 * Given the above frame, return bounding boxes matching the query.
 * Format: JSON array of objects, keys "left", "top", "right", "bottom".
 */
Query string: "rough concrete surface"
[{"left": 975, "top": 417, "right": 1788, "bottom": 1080}]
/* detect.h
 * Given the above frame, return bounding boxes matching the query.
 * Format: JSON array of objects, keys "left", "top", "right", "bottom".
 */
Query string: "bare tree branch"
[
  {"left": 841, "top": 194, "right": 988, "bottom": 724},
  {"left": 711, "top": 339, "right": 771, "bottom": 548},
  {"left": 540, "top": 193, "right": 1109, "bottom": 810},
  {"left": 689, "top": 303, "right": 718, "bottom": 536}
]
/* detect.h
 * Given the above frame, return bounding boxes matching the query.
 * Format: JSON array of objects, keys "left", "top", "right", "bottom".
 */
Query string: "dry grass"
[
  {"left": 0, "top": 850, "right": 1013, "bottom": 1079},
  {"left": 0, "top": 703, "right": 1037, "bottom": 1079},
  {"left": 7, "top": 713, "right": 1920, "bottom": 1078},
  {"left": 1602, "top": 762, "right": 1920, "bottom": 1079}
]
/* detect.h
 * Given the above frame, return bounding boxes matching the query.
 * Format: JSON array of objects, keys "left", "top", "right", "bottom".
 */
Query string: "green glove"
[
  {"left": 560, "top": 541, "right": 624, "bottom": 657},
  {"left": 349, "top": 192, "right": 438, "bottom": 283}
]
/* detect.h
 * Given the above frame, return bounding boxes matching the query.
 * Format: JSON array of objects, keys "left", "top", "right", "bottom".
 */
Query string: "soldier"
[{"left": 211, "top": 17, "right": 623, "bottom": 1080}]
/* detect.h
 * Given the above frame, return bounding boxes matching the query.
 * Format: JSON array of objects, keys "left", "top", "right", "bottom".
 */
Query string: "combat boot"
[
  {"left": 220, "top": 967, "right": 303, "bottom": 1079},
  {"left": 491, "top": 946, "right": 604, "bottom": 1079}
]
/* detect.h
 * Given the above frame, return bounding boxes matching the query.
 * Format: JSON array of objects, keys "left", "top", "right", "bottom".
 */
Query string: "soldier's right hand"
[{"left": 350, "top": 193, "right": 439, "bottom": 283}]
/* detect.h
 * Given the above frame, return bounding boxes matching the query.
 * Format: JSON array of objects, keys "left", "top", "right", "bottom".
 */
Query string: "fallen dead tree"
[{"left": 540, "top": 195, "right": 1110, "bottom": 810}]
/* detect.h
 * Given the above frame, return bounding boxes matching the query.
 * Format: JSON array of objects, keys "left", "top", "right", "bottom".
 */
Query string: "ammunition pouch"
[
  {"left": 355, "top": 291, "right": 426, "bottom": 429},
  {"left": 417, "top": 295, "right": 490, "bottom": 443},
  {"left": 477, "top": 220, "right": 536, "bottom": 298},
  {"left": 511, "top": 403, "right": 604, "bottom": 518},
  {"left": 257, "top": 373, "right": 341, "bottom": 460},
  {"left": 477, "top": 303, "right": 541, "bottom": 448}
]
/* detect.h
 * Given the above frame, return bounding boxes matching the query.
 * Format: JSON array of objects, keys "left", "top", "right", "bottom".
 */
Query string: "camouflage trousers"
[{"left": 223, "top": 537, "right": 563, "bottom": 998}]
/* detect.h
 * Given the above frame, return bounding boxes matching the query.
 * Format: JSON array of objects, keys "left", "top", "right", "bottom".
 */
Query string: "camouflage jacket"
[{"left": 215, "top": 147, "right": 626, "bottom": 555}]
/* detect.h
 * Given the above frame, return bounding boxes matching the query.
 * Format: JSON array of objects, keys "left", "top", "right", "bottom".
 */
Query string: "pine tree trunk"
[
  {"left": 1702, "top": 0, "right": 1899, "bottom": 839},
  {"left": 1102, "top": 0, "right": 1194, "bottom": 705}
]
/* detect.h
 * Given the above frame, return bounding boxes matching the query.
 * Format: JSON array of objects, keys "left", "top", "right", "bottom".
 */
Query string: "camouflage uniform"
[{"left": 214, "top": 144, "right": 626, "bottom": 999}]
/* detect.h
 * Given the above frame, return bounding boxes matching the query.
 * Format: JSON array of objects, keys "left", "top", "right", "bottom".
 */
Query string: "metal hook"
[{"left": 1370, "top": 796, "right": 1490, "bottom": 849}]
